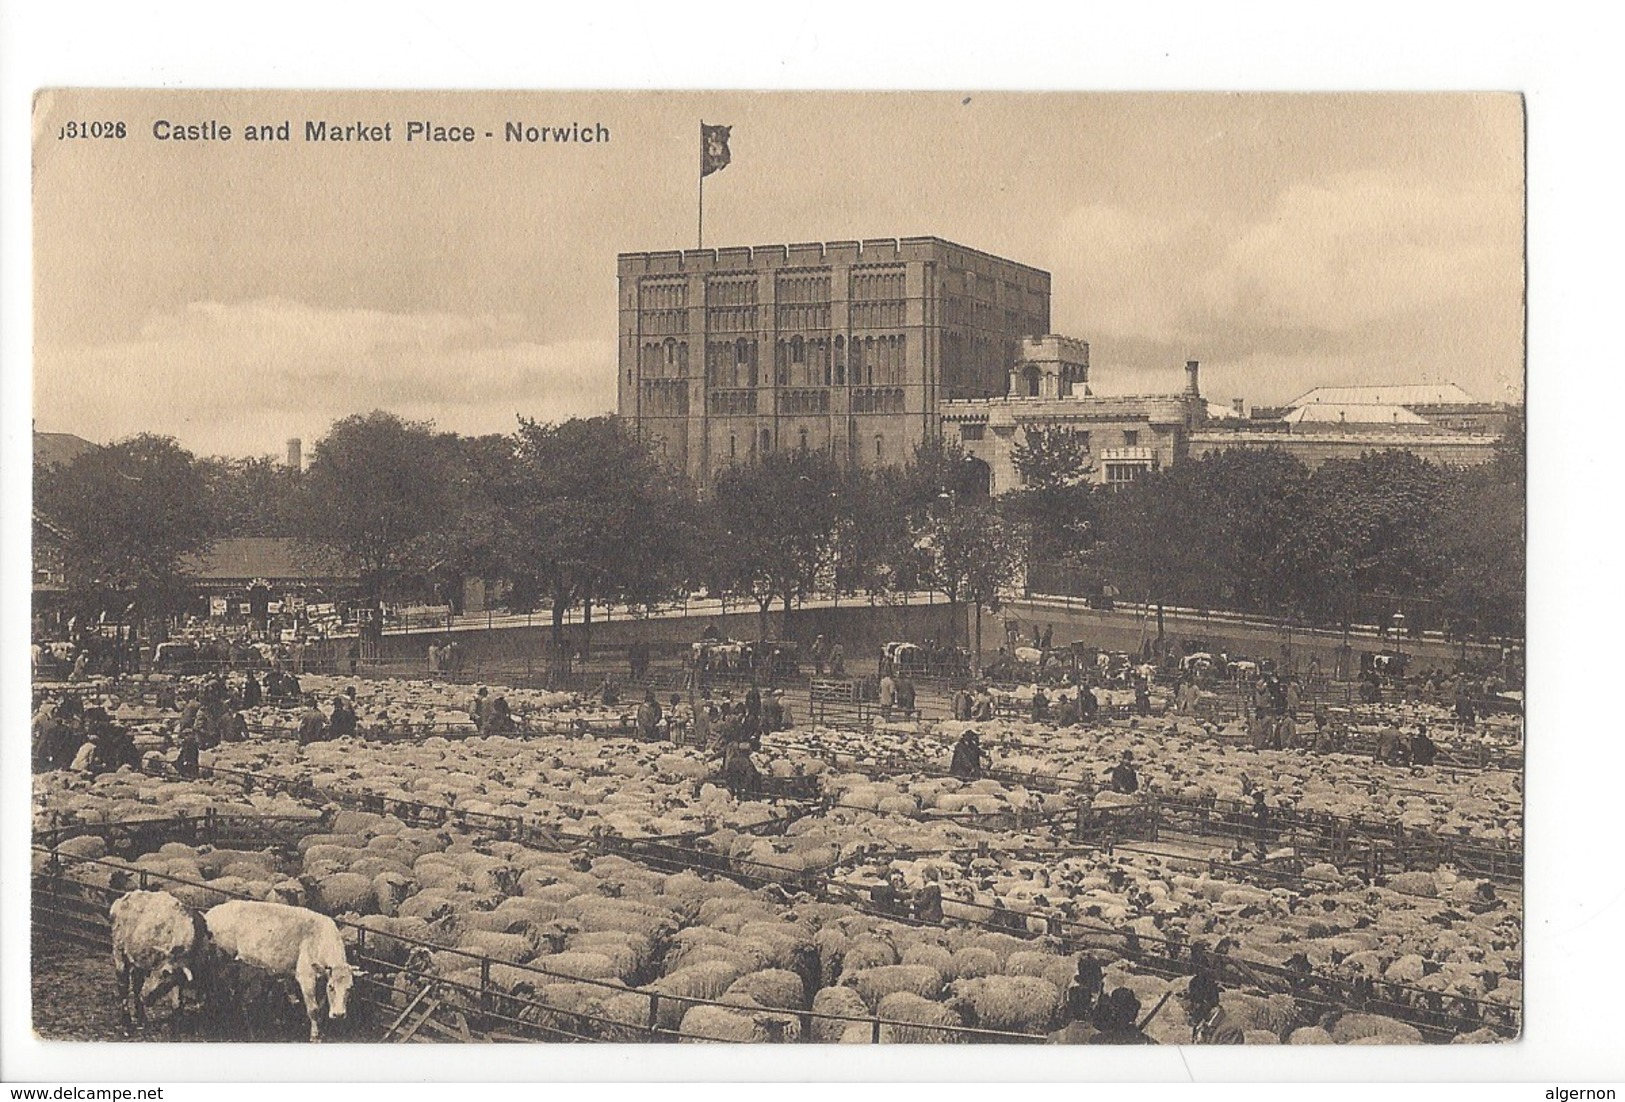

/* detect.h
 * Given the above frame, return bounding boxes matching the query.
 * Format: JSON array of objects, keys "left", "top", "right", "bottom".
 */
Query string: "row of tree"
[{"left": 35, "top": 409, "right": 1524, "bottom": 648}]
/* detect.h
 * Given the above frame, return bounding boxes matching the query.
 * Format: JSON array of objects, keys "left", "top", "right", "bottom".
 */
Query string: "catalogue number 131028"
[{"left": 57, "top": 121, "right": 127, "bottom": 139}]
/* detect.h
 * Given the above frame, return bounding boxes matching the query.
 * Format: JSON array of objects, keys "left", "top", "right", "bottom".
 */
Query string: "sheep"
[
  {"left": 678, "top": 1004, "right": 771, "bottom": 1043},
  {"left": 947, "top": 975, "right": 1063, "bottom": 1034},
  {"left": 901, "top": 943, "right": 955, "bottom": 974},
  {"left": 1328, "top": 1012, "right": 1426, "bottom": 1045},
  {"left": 1003, "top": 950, "right": 1079, "bottom": 991},
  {"left": 722, "top": 969, "right": 806, "bottom": 1011},
  {"left": 842, "top": 964, "right": 944, "bottom": 1009},
  {"left": 875, "top": 992, "right": 964, "bottom": 1044},
  {"left": 566, "top": 931, "right": 654, "bottom": 982},
  {"left": 646, "top": 961, "right": 747, "bottom": 1030},
  {"left": 304, "top": 871, "right": 381, "bottom": 916},
  {"left": 1289, "top": 1026, "right": 1336, "bottom": 1044},
  {"left": 948, "top": 947, "right": 1002, "bottom": 980},
  {"left": 842, "top": 933, "right": 900, "bottom": 972},
  {"left": 811, "top": 986, "right": 870, "bottom": 1042}
]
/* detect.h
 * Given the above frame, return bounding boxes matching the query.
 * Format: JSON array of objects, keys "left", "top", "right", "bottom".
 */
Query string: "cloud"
[
  {"left": 1050, "top": 172, "right": 1523, "bottom": 400},
  {"left": 35, "top": 298, "right": 617, "bottom": 456}
]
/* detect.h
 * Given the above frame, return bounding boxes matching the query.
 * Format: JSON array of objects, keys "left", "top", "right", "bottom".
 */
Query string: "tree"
[
  {"left": 199, "top": 454, "right": 303, "bottom": 536},
  {"left": 1004, "top": 427, "right": 1101, "bottom": 588},
  {"left": 299, "top": 411, "right": 462, "bottom": 630},
  {"left": 35, "top": 434, "right": 217, "bottom": 625},
  {"left": 917, "top": 496, "right": 1020, "bottom": 665},
  {"left": 704, "top": 449, "right": 843, "bottom": 639},
  {"left": 502, "top": 416, "right": 692, "bottom": 659},
  {"left": 403, "top": 432, "right": 516, "bottom": 613},
  {"left": 1096, "top": 465, "right": 1205, "bottom": 644},
  {"left": 1302, "top": 450, "right": 1454, "bottom": 631}
]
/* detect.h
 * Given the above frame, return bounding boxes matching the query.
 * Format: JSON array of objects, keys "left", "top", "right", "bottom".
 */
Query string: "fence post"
[
  {"left": 871, "top": 1013, "right": 882, "bottom": 1044},
  {"left": 478, "top": 956, "right": 491, "bottom": 1026},
  {"left": 647, "top": 992, "right": 660, "bottom": 1033}
]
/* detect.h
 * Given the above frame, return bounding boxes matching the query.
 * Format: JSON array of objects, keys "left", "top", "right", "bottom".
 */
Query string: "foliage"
[
  {"left": 298, "top": 411, "right": 462, "bottom": 610},
  {"left": 501, "top": 417, "right": 692, "bottom": 643},
  {"left": 917, "top": 496, "right": 1021, "bottom": 648},
  {"left": 1005, "top": 427, "right": 1101, "bottom": 564},
  {"left": 704, "top": 448, "right": 843, "bottom": 637},
  {"left": 198, "top": 455, "right": 303, "bottom": 536},
  {"left": 35, "top": 434, "right": 218, "bottom": 622}
]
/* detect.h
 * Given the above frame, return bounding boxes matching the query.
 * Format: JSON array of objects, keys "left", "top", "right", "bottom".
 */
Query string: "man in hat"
[
  {"left": 1094, "top": 987, "right": 1155, "bottom": 1044},
  {"left": 1109, "top": 750, "right": 1139, "bottom": 795},
  {"left": 913, "top": 866, "right": 944, "bottom": 924},
  {"left": 636, "top": 689, "right": 663, "bottom": 741},
  {"left": 1183, "top": 972, "right": 1244, "bottom": 1044},
  {"left": 950, "top": 730, "right": 990, "bottom": 780},
  {"left": 297, "top": 695, "right": 328, "bottom": 746}
]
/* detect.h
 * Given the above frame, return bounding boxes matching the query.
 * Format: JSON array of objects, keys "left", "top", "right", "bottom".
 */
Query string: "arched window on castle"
[
  {"left": 760, "top": 428, "right": 772, "bottom": 453},
  {"left": 834, "top": 336, "right": 846, "bottom": 385},
  {"left": 798, "top": 428, "right": 809, "bottom": 451}
]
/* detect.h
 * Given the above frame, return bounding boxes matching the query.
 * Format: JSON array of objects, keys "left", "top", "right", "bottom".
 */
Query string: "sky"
[{"left": 33, "top": 90, "right": 1525, "bottom": 459}]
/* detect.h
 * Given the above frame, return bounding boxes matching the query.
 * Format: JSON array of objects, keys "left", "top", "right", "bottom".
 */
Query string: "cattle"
[
  {"left": 204, "top": 900, "right": 359, "bottom": 1042},
  {"left": 109, "top": 890, "right": 209, "bottom": 1032}
]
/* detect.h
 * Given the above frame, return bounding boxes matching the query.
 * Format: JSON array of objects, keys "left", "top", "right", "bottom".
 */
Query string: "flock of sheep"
[{"left": 33, "top": 671, "right": 1522, "bottom": 1044}]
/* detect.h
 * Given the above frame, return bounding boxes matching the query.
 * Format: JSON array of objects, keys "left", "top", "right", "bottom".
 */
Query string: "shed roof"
[{"left": 186, "top": 538, "right": 356, "bottom": 582}]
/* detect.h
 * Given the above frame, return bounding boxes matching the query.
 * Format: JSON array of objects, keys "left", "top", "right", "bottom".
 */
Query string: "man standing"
[
  {"left": 1108, "top": 750, "right": 1139, "bottom": 795},
  {"left": 297, "top": 695, "right": 328, "bottom": 746},
  {"left": 810, "top": 634, "right": 829, "bottom": 677},
  {"left": 636, "top": 690, "right": 663, "bottom": 741},
  {"left": 878, "top": 670, "right": 897, "bottom": 720}
]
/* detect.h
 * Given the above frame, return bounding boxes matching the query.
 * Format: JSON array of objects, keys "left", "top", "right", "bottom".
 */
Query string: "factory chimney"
[
  {"left": 286, "top": 438, "right": 302, "bottom": 471},
  {"left": 1184, "top": 360, "right": 1201, "bottom": 397}
]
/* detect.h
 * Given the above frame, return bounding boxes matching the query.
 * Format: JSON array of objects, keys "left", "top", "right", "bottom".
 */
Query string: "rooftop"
[
  {"left": 184, "top": 538, "right": 357, "bottom": 583},
  {"left": 1282, "top": 404, "right": 1430, "bottom": 426},
  {"left": 1287, "top": 383, "right": 1477, "bottom": 408},
  {"left": 33, "top": 431, "right": 97, "bottom": 468}
]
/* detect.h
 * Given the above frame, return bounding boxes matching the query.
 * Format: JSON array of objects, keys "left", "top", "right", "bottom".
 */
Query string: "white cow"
[
  {"left": 109, "top": 890, "right": 208, "bottom": 1030},
  {"left": 204, "top": 900, "right": 357, "bottom": 1041}
]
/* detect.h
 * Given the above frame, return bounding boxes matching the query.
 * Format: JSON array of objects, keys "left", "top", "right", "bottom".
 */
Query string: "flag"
[{"left": 701, "top": 123, "right": 732, "bottom": 177}]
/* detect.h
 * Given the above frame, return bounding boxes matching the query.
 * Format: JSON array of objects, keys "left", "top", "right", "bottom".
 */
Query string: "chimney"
[
  {"left": 286, "top": 438, "right": 302, "bottom": 471},
  {"left": 1232, "top": 397, "right": 1246, "bottom": 417},
  {"left": 1185, "top": 360, "right": 1201, "bottom": 397}
]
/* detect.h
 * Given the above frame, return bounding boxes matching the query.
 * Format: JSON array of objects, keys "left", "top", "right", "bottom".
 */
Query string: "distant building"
[
  {"left": 1190, "top": 381, "right": 1515, "bottom": 469},
  {"left": 618, "top": 237, "right": 1051, "bottom": 486},
  {"left": 182, "top": 537, "right": 359, "bottom": 622},
  {"left": 33, "top": 430, "right": 97, "bottom": 469},
  {"left": 942, "top": 348, "right": 1207, "bottom": 493},
  {"left": 1284, "top": 383, "right": 1518, "bottom": 436}
]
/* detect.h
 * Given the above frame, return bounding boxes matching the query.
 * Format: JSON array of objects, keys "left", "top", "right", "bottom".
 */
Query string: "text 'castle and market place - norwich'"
[{"left": 149, "top": 119, "right": 610, "bottom": 142}]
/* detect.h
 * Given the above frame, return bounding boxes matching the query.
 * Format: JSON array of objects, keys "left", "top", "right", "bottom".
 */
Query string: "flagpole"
[{"left": 698, "top": 120, "right": 705, "bottom": 249}]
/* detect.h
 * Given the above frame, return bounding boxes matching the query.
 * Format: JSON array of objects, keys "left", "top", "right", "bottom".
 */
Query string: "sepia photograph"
[{"left": 26, "top": 88, "right": 1525, "bottom": 1055}]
